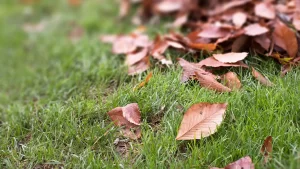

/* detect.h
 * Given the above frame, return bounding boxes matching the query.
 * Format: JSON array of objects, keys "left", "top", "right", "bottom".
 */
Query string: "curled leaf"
[
  {"left": 255, "top": 2, "right": 275, "bottom": 19},
  {"left": 244, "top": 24, "right": 269, "bottom": 36},
  {"left": 198, "top": 57, "right": 249, "bottom": 68},
  {"left": 210, "top": 156, "right": 254, "bottom": 169},
  {"left": 176, "top": 103, "right": 227, "bottom": 140},
  {"left": 213, "top": 52, "right": 248, "bottom": 63},
  {"left": 221, "top": 72, "right": 241, "bottom": 90}
]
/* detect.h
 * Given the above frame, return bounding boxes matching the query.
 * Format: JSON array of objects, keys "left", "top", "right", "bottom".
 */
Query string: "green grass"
[{"left": 1, "top": 0, "right": 300, "bottom": 168}]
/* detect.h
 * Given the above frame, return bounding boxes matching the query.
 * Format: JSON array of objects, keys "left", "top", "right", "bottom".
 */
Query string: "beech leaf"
[
  {"left": 195, "top": 71, "right": 232, "bottom": 93},
  {"left": 244, "top": 24, "right": 269, "bottom": 36},
  {"left": 213, "top": 52, "right": 248, "bottom": 63},
  {"left": 176, "top": 103, "right": 227, "bottom": 140}
]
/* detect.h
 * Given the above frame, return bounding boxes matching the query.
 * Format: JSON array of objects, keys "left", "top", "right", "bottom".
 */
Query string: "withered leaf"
[
  {"left": 244, "top": 24, "right": 269, "bottom": 36},
  {"left": 198, "top": 57, "right": 248, "bottom": 68},
  {"left": 119, "top": 0, "right": 130, "bottom": 18},
  {"left": 210, "top": 156, "right": 254, "bottom": 169},
  {"left": 125, "top": 48, "right": 148, "bottom": 66},
  {"left": 255, "top": 2, "right": 275, "bottom": 19},
  {"left": 293, "top": 0, "right": 300, "bottom": 30},
  {"left": 232, "top": 12, "right": 247, "bottom": 28},
  {"left": 128, "top": 56, "right": 150, "bottom": 75},
  {"left": 221, "top": 72, "right": 241, "bottom": 90},
  {"left": 155, "top": 0, "right": 182, "bottom": 13},
  {"left": 195, "top": 71, "right": 231, "bottom": 93},
  {"left": 176, "top": 103, "right": 227, "bottom": 140},
  {"left": 134, "top": 72, "right": 153, "bottom": 90},
  {"left": 107, "top": 103, "right": 141, "bottom": 139},
  {"left": 260, "top": 136, "right": 272, "bottom": 164},
  {"left": 273, "top": 20, "right": 298, "bottom": 58},
  {"left": 213, "top": 52, "right": 248, "bottom": 63},
  {"left": 198, "top": 25, "right": 230, "bottom": 39},
  {"left": 178, "top": 58, "right": 215, "bottom": 82},
  {"left": 251, "top": 67, "right": 273, "bottom": 86}
]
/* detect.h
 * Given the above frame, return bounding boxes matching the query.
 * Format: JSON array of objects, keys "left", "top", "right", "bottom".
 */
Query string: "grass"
[{"left": 1, "top": 0, "right": 300, "bottom": 168}]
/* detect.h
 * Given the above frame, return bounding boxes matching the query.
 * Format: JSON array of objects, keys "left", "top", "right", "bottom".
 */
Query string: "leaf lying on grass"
[
  {"left": 195, "top": 71, "right": 231, "bottom": 93},
  {"left": 134, "top": 72, "right": 153, "bottom": 90},
  {"left": 221, "top": 72, "right": 241, "bottom": 90},
  {"left": 212, "top": 52, "right": 248, "bottom": 63},
  {"left": 176, "top": 103, "right": 227, "bottom": 140},
  {"left": 107, "top": 103, "right": 141, "bottom": 140},
  {"left": 210, "top": 156, "right": 254, "bottom": 169},
  {"left": 260, "top": 136, "right": 272, "bottom": 164},
  {"left": 251, "top": 67, "right": 273, "bottom": 87}
]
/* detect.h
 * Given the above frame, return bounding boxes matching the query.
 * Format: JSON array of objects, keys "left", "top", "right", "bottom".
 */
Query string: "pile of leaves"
[{"left": 100, "top": 0, "right": 299, "bottom": 167}]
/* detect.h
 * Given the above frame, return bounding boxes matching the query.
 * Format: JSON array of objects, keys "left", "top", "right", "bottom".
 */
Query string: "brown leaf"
[
  {"left": 232, "top": 35, "right": 250, "bottom": 52},
  {"left": 255, "top": 2, "right": 275, "bottom": 19},
  {"left": 155, "top": 0, "right": 182, "bottom": 13},
  {"left": 187, "top": 42, "right": 216, "bottom": 51},
  {"left": 128, "top": 56, "right": 150, "bottom": 75},
  {"left": 213, "top": 52, "right": 248, "bottom": 63},
  {"left": 260, "top": 136, "right": 272, "bottom": 164},
  {"left": 254, "top": 34, "right": 271, "bottom": 51},
  {"left": 125, "top": 48, "right": 148, "bottom": 66},
  {"left": 112, "top": 36, "right": 137, "bottom": 54},
  {"left": 134, "top": 72, "right": 153, "bottom": 90},
  {"left": 244, "top": 24, "right": 269, "bottom": 36},
  {"left": 221, "top": 72, "right": 241, "bottom": 90},
  {"left": 195, "top": 71, "right": 232, "bottom": 92},
  {"left": 107, "top": 103, "right": 141, "bottom": 139},
  {"left": 251, "top": 67, "right": 273, "bottom": 86},
  {"left": 176, "top": 103, "right": 227, "bottom": 140},
  {"left": 210, "top": 156, "right": 254, "bottom": 169},
  {"left": 198, "top": 57, "right": 249, "bottom": 68},
  {"left": 207, "top": 0, "right": 252, "bottom": 16},
  {"left": 273, "top": 20, "right": 298, "bottom": 58},
  {"left": 178, "top": 58, "right": 215, "bottom": 82},
  {"left": 293, "top": 0, "right": 300, "bottom": 31},
  {"left": 198, "top": 25, "right": 230, "bottom": 39},
  {"left": 232, "top": 12, "right": 247, "bottom": 28}
]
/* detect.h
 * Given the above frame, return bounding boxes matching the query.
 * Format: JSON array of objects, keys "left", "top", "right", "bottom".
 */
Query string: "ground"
[{"left": 1, "top": 0, "right": 300, "bottom": 168}]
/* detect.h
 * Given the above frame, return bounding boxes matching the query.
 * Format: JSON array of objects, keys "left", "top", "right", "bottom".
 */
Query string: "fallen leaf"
[
  {"left": 112, "top": 36, "right": 137, "bottom": 54},
  {"left": 208, "top": 0, "right": 252, "bottom": 16},
  {"left": 134, "top": 72, "right": 153, "bottom": 90},
  {"left": 178, "top": 58, "right": 215, "bottom": 82},
  {"left": 273, "top": 20, "right": 298, "bottom": 58},
  {"left": 293, "top": 0, "right": 300, "bottom": 30},
  {"left": 119, "top": 0, "right": 130, "bottom": 18},
  {"left": 213, "top": 52, "right": 248, "bottom": 63},
  {"left": 198, "top": 57, "right": 249, "bottom": 68},
  {"left": 251, "top": 67, "right": 273, "bottom": 86},
  {"left": 128, "top": 56, "right": 150, "bottom": 75},
  {"left": 107, "top": 103, "right": 141, "bottom": 139},
  {"left": 176, "top": 102, "right": 227, "bottom": 140},
  {"left": 244, "top": 24, "right": 269, "bottom": 36},
  {"left": 221, "top": 72, "right": 241, "bottom": 90},
  {"left": 260, "top": 136, "right": 272, "bottom": 164},
  {"left": 232, "top": 35, "right": 249, "bottom": 52},
  {"left": 210, "top": 156, "right": 254, "bottom": 169},
  {"left": 155, "top": 0, "right": 182, "bottom": 13},
  {"left": 232, "top": 12, "right": 247, "bottom": 28},
  {"left": 187, "top": 42, "right": 216, "bottom": 51},
  {"left": 198, "top": 25, "right": 230, "bottom": 38},
  {"left": 255, "top": 2, "right": 275, "bottom": 19},
  {"left": 125, "top": 48, "right": 148, "bottom": 66},
  {"left": 254, "top": 34, "right": 271, "bottom": 51},
  {"left": 195, "top": 72, "right": 232, "bottom": 93}
]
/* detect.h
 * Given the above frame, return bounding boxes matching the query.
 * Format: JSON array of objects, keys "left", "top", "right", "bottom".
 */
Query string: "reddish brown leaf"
[
  {"left": 232, "top": 12, "right": 247, "bottom": 28},
  {"left": 260, "top": 136, "right": 272, "bottom": 164},
  {"left": 254, "top": 34, "right": 271, "bottom": 51},
  {"left": 155, "top": 0, "right": 182, "bottom": 13},
  {"left": 176, "top": 103, "right": 227, "bottom": 140},
  {"left": 221, "top": 72, "right": 241, "bottom": 90},
  {"left": 134, "top": 72, "right": 153, "bottom": 90},
  {"left": 232, "top": 35, "right": 249, "bottom": 52},
  {"left": 210, "top": 156, "right": 254, "bottom": 169},
  {"left": 178, "top": 58, "right": 215, "bottom": 82},
  {"left": 293, "top": 0, "right": 300, "bottom": 30},
  {"left": 255, "top": 2, "right": 275, "bottom": 19},
  {"left": 112, "top": 36, "right": 137, "bottom": 54},
  {"left": 207, "top": 0, "right": 252, "bottom": 16},
  {"left": 125, "top": 48, "right": 148, "bottom": 66},
  {"left": 213, "top": 52, "right": 248, "bottom": 63},
  {"left": 119, "top": 0, "right": 130, "bottom": 18},
  {"left": 187, "top": 42, "right": 216, "bottom": 51},
  {"left": 244, "top": 24, "right": 269, "bottom": 36},
  {"left": 198, "top": 57, "right": 249, "bottom": 68},
  {"left": 107, "top": 103, "right": 141, "bottom": 139},
  {"left": 195, "top": 72, "right": 231, "bottom": 93},
  {"left": 128, "top": 56, "right": 150, "bottom": 75},
  {"left": 198, "top": 25, "right": 230, "bottom": 39},
  {"left": 251, "top": 67, "right": 273, "bottom": 86},
  {"left": 273, "top": 20, "right": 298, "bottom": 58}
]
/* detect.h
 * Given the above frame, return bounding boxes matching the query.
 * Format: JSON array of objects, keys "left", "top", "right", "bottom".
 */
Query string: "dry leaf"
[
  {"left": 260, "top": 136, "right": 272, "bottom": 164},
  {"left": 293, "top": 0, "right": 300, "bottom": 30},
  {"left": 125, "top": 48, "right": 148, "bottom": 66},
  {"left": 232, "top": 12, "right": 247, "bottom": 28},
  {"left": 208, "top": 0, "right": 252, "bottom": 16},
  {"left": 134, "top": 72, "right": 153, "bottom": 90},
  {"left": 198, "top": 25, "right": 230, "bottom": 38},
  {"left": 213, "top": 52, "right": 248, "bottom": 63},
  {"left": 107, "top": 103, "right": 141, "bottom": 139},
  {"left": 221, "top": 72, "right": 241, "bottom": 90},
  {"left": 232, "top": 35, "right": 249, "bottom": 52},
  {"left": 210, "top": 156, "right": 254, "bottom": 169},
  {"left": 195, "top": 72, "right": 232, "bottom": 93},
  {"left": 273, "top": 20, "right": 298, "bottom": 58},
  {"left": 251, "top": 67, "right": 273, "bottom": 86},
  {"left": 176, "top": 102, "right": 227, "bottom": 140},
  {"left": 178, "top": 58, "right": 216, "bottom": 82},
  {"left": 198, "top": 57, "right": 249, "bottom": 68},
  {"left": 255, "top": 2, "right": 275, "bottom": 19},
  {"left": 128, "top": 56, "right": 150, "bottom": 75},
  {"left": 112, "top": 36, "right": 137, "bottom": 54},
  {"left": 254, "top": 34, "right": 271, "bottom": 51},
  {"left": 155, "top": 0, "right": 182, "bottom": 13},
  {"left": 244, "top": 24, "right": 269, "bottom": 36},
  {"left": 119, "top": 0, "right": 130, "bottom": 18}
]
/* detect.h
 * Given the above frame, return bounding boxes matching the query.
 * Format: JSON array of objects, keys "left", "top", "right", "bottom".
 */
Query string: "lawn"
[{"left": 1, "top": 0, "right": 300, "bottom": 168}]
